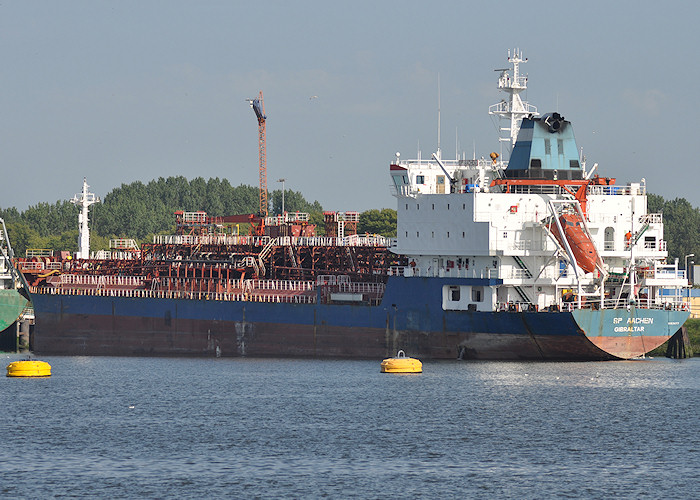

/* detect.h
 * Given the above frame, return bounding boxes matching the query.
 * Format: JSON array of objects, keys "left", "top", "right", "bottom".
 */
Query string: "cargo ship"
[{"left": 20, "top": 50, "right": 690, "bottom": 360}]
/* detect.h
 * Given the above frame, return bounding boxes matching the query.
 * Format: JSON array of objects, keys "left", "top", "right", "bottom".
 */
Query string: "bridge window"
[
  {"left": 544, "top": 139, "right": 551, "bottom": 155},
  {"left": 416, "top": 175, "right": 425, "bottom": 184}
]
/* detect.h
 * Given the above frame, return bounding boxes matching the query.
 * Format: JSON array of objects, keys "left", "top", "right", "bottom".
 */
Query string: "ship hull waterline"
[{"left": 30, "top": 278, "right": 688, "bottom": 361}]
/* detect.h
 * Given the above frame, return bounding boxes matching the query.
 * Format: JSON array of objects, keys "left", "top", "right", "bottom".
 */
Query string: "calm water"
[{"left": 1, "top": 354, "right": 698, "bottom": 499}]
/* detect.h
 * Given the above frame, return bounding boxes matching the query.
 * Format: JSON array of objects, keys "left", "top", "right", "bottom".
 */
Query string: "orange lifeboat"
[{"left": 549, "top": 213, "right": 599, "bottom": 274}]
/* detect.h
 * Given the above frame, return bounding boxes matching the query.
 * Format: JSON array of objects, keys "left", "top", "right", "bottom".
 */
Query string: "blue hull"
[{"left": 29, "top": 277, "right": 689, "bottom": 360}]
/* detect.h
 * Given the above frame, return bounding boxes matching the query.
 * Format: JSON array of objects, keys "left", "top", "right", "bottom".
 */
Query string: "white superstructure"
[{"left": 389, "top": 51, "right": 687, "bottom": 314}]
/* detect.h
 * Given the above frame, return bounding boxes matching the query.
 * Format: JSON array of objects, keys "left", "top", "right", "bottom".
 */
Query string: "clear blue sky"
[{"left": 1, "top": 0, "right": 698, "bottom": 213}]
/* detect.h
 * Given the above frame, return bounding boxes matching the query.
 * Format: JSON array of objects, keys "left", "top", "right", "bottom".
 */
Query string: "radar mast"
[{"left": 489, "top": 49, "right": 539, "bottom": 156}]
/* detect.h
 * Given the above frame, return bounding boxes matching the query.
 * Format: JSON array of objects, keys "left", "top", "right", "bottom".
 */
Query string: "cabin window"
[
  {"left": 447, "top": 204, "right": 450, "bottom": 210},
  {"left": 530, "top": 159, "right": 542, "bottom": 168},
  {"left": 644, "top": 236, "right": 656, "bottom": 249},
  {"left": 447, "top": 232, "right": 450, "bottom": 238},
  {"left": 405, "top": 231, "right": 408, "bottom": 237},
  {"left": 450, "top": 287, "right": 460, "bottom": 301},
  {"left": 570, "top": 160, "right": 580, "bottom": 169},
  {"left": 432, "top": 204, "right": 435, "bottom": 210},
  {"left": 472, "top": 286, "right": 483, "bottom": 302},
  {"left": 557, "top": 139, "right": 564, "bottom": 155},
  {"left": 417, "top": 204, "right": 419, "bottom": 210},
  {"left": 462, "top": 232, "right": 465, "bottom": 238},
  {"left": 417, "top": 231, "right": 419, "bottom": 237},
  {"left": 405, "top": 204, "right": 408, "bottom": 210},
  {"left": 544, "top": 139, "right": 551, "bottom": 155},
  {"left": 462, "top": 203, "right": 466, "bottom": 209},
  {"left": 416, "top": 175, "right": 425, "bottom": 184}
]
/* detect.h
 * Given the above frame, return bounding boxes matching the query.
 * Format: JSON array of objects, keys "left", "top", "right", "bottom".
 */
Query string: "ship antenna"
[
  {"left": 437, "top": 73, "right": 441, "bottom": 159},
  {"left": 489, "top": 48, "right": 539, "bottom": 158}
]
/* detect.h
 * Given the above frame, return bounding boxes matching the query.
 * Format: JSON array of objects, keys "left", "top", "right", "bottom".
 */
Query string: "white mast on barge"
[{"left": 70, "top": 178, "right": 100, "bottom": 260}]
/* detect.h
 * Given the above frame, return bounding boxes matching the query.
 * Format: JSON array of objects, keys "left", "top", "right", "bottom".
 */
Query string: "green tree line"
[
  {"left": 2, "top": 177, "right": 696, "bottom": 267},
  {"left": 0, "top": 176, "right": 397, "bottom": 257}
]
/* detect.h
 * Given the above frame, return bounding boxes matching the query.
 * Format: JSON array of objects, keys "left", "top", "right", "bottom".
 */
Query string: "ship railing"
[
  {"left": 25, "top": 249, "right": 54, "bottom": 258},
  {"left": 150, "top": 233, "right": 389, "bottom": 248},
  {"left": 402, "top": 266, "right": 499, "bottom": 279},
  {"left": 316, "top": 275, "right": 351, "bottom": 285},
  {"left": 265, "top": 212, "right": 310, "bottom": 225},
  {"left": 388, "top": 266, "right": 405, "bottom": 276},
  {"left": 342, "top": 234, "right": 391, "bottom": 247},
  {"left": 92, "top": 250, "right": 140, "bottom": 260},
  {"left": 508, "top": 268, "right": 532, "bottom": 280},
  {"left": 29, "top": 285, "right": 319, "bottom": 304},
  {"left": 110, "top": 238, "right": 139, "bottom": 250},
  {"left": 640, "top": 213, "right": 663, "bottom": 224},
  {"left": 57, "top": 275, "right": 145, "bottom": 287},
  {"left": 248, "top": 279, "right": 315, "bottom": 291},
  {"left": 495, "top": 301, "right": 539, "bottom": 312},
  {"left": 555, "top": 298, "right": 687, "bottom": 312},
  {"left": 513, "top": 240, "right": 546, "bottom": 251},
  {"left": 19, "top": 262, "right": 44, "bottom": 271},
  {"left": 334, "top": 282, "right": 385, "bottom": 294},
  {"left": 652, "top": 264, "right": 684, "bottom": 279},
  {"left": 586, "top": 183, "right": 646, "bottom": 196},
  {"left": 180, "top": 211, "right": 207, "bottom": 223}
]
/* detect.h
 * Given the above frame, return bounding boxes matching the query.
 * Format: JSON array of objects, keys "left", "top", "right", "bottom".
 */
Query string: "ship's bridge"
[{"left": 390, "top": 156, "right": 499, "bottom": 197}]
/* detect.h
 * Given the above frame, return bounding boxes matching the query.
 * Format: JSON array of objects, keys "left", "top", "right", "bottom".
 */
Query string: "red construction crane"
[{"left": 248, "top": 91, "right": 268, "bottom": 217}]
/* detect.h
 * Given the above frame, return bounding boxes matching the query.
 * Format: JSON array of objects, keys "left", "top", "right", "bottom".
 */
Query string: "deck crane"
[{"left": 247, "top": 91, "right": 268, "bottom": 217}]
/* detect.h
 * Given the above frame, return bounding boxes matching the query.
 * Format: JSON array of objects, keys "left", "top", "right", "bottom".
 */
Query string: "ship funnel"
[{"left": 542, "top": 112, "right": 566, "bottom": 133}]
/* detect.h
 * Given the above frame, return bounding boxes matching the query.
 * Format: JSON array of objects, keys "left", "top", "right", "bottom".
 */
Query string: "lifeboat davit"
[
  {"left": 380, "top": 350, "right": 422, "bottom": 373},
  {"left": 549, "top": 213, "right": 600, "bottom": 274},
  {"left": 6, "top": 360, "right": 52, "bottom": 377}
]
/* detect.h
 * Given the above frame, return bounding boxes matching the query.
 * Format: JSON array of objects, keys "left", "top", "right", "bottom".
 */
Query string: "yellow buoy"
[
  {"left": 380, "top": 350, "right": 422, "bottom": 373},
  {"left": 6, "top": 360, "right": 52, "bottom": 377}
]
